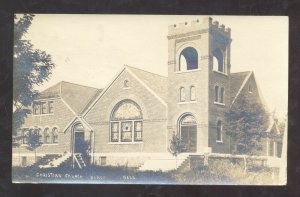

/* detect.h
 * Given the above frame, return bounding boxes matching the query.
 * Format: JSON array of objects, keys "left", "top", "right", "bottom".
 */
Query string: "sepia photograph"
[{"left": 12, "top": 14, "right": 288, "bottom": 185}]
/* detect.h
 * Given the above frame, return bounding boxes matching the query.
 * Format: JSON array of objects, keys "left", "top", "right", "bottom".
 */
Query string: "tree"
[
  {"left": 13, "top": 14, "right": 55, "bottom": 134},
  {"left": 224, "top": 94, "right": 269, "bottom": 155},
  {"left": 169, "top": 132, "right": 185, "bottom": 168},
  {"left": 26, "top": 128, "right": 42, "bottom": 162}
]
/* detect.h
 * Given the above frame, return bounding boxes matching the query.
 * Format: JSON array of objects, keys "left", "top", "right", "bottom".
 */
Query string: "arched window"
[
  {"left": 44, "top": 128, "right": 50, "bottom": 144},
  {"left": 220, "top": 87, "right": 224, "bottom": 103},
  {"left": 190, "top": 86, "right": 196, "bottom": 101},
  {"left": 37, "top": 128, "right": 43, "bottom": 143},
  {"left": 179, "top": 47, "right": 198, "bottom": 71},
  {"left": 179, "top": 114, "right": 197, "bottom": 152},
  {"left": 110, "top": 100, "right": 143, "bottom": 142},
  {"left": 179, "top": 87, "right": 185, "bottom": 102},
  {"left": 216, "top": 120, "right": 222, "bottom": 142},
  {"left": 213, "top": 48, "right": 224, "bottom": 73},
  {"left": 215, "top": 86, "right": 219, "bottom": 102},
  {"left": 52, "top": 127, "right": 58, "bottom": 143}
]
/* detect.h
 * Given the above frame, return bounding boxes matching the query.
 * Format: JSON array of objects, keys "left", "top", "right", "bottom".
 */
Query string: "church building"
[{"left": 12, "top": 17, "right": 280, "bottom": 169}]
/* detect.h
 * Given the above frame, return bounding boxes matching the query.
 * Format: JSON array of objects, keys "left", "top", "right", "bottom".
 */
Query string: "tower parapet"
[{"left": 168, "top": 17, "right": 231, "bottom": 40}]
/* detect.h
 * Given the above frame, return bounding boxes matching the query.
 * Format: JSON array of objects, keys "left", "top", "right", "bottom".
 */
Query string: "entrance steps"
[
  {"left": 74, "top": 153, "right": 87, "bottom": 169},
  {"left": 39, "top": 153, "right": 72, "bottom": 168},
  {"left": 138, "top": 153, "right": 190, "bottom": 172}
]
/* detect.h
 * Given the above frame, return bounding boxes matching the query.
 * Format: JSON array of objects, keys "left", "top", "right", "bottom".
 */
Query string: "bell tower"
[{"left": 166, "top": 17, "right": 232, "bottom": 154}]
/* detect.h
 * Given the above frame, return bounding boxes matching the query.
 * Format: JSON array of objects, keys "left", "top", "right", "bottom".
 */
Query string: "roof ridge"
[
  {"left": 231, "top": 71, "right": 252, "bottom": 75},
  {"left": 124, "top": 65, "right": 167, "bottom": 78},
  {"left": 60, "top": 81, "right": 101, "bottom": 90}
]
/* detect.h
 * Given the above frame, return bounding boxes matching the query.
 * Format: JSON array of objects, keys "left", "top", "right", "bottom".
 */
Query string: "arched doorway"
[
  {"left": 73, "top": 123, "right": 86, "bottom": 153},
  {"left": 179, "top": 114, "right": 197, "bottom": 152}
]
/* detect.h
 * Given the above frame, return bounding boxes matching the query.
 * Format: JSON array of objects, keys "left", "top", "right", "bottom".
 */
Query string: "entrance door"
[
  {"left": 73, "top": 123, "right": 86, "bottom": 154},
  {"left": 179, "top": 114, "right": 197, "bottom": 152},
  {"left": 74, "top": 131, "right": 85, "bottom": 153}
]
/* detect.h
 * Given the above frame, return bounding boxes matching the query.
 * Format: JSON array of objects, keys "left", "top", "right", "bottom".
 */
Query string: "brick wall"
[
  {"left": 13, "top": 99, "right": 75, "bottom": 157},
  {"left": 84, "top": 69, "right": 168, "bottom": 154}
]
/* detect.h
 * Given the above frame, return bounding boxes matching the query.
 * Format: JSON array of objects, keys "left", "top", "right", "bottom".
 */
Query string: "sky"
[{"left": 20, "top": 14, "right": 288, "bottom": 119}]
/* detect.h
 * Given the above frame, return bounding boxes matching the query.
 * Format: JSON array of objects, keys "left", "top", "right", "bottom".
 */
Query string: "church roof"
[
  {"left": 125, "top": 65, "right": 168, "bottom": 103},
  {"left": 38, "top": 81, "right": 103, "bottom": 114},
  {"left": 229, "top": 71, "right": 252, "bottom": 105}
]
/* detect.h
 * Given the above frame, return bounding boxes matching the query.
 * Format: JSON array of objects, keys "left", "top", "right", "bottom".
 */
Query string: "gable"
[
  {"left": 230, "top": 71, "right": 267, "bottom": 111},
  {"left": 229, "top": 71, "right": 251, "bottom": 105},
  {"left": 62, "top": 116, "right": 93, "bottom": 133},
  {"left": 84, "top": 67, "right": 167, "bottom": 123},
  {"left": 83, "top": 66, "right": 167, "bottom": 118}
]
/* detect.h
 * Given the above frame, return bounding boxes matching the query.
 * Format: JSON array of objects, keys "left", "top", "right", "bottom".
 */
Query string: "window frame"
[
  {"left": 214, "top": 85, "right": 219, "bottom": 102},
  {"left": 214, "top": 85, "right": 225, "bottom": 105},
  {"left": 179, "top": 87, "right": 186, "bottom": 102},
  {"left": 220, "top": 87, "right": 224, "bottom": 104},
  {"left": 44, "top": 128, "right": 50, "bottom": 144},
  {"left": 52, "top": 127, "right": 58, "bottom": 143},
  {"left": 33, "top": 102, "right": 40, "bottom": 115},
  {"left": 48, "top": 101, "right": 54, "bottom": 114},
  {"left": 216, "top": 120, "right": 223, "bottom": 142},
  {"left": 41, "top": 102, "right": 47, "bottom": 114},
  {"left": 190, "top": 86, "right": 196, "bottom": 101},
  {"left": 109, "top": 100, "right": 143, "bottom": 143}
]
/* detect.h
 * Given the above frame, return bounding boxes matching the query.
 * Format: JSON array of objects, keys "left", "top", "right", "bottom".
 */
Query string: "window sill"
[
  {"left": 216, "top": 140, "right": 223, "bottom": 143},
  {"left": 175, "top": 69, "right": 201, "bottom": 74},
  {"left": 108, "top": 142, "right": 144, "bottom": 145},
  {"left": 213, "top": 70, "right": 228, "bottom": 76},
  {"left": 42, "top": 143, "right": 59, "bottom": 146},
  {"left": 178, "top": 101, "right": 197, "bottom": 104},
  {"left": 33, "top": 113, "right": 54, "bottom": 117},
  {"left": 214, "top": 101, "right": 225, "bottom": 106}
]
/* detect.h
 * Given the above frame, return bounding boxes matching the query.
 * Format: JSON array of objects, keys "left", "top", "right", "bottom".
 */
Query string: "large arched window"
[
  {"left": 44, "top": 128, "right": 50, "bottom": 144},
  {"left": 216, "top": 120, "right": 222, "bottom": 142},
  {"left": 179, "top": 114, "right": 197, "bottom": 152},
  {"left": 213, "top": 48, "right": 224, "bottom": 73},
  {"left": 110, "top": 100, "right": 143, "bottom": 143},
  {"left": 52, "top": 127, "right": 58, "bottom": 143},
  {"left": 179, "top": 47, "right": 198, "bottom": 71}
]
